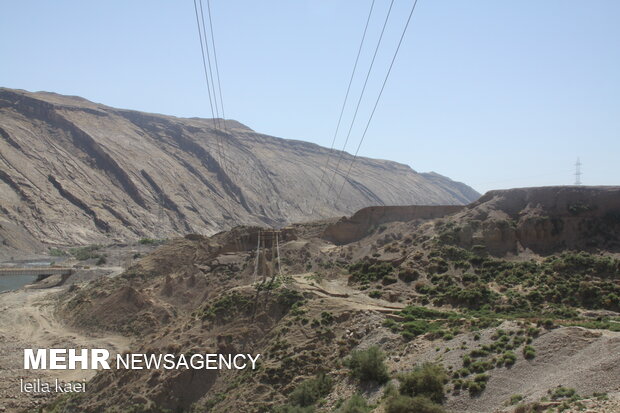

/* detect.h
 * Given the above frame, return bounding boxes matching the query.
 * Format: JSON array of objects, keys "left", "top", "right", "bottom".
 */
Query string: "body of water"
[{"left": 0, "top": 274, "right": 37, "bottom": 292}]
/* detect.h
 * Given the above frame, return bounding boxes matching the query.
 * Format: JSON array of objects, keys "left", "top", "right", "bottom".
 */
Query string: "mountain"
[{"left": 0, "top": 87, "right": 478, "bottom": 247}]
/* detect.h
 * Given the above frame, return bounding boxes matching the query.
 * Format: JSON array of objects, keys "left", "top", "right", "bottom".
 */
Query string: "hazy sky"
[{"left": 2, "top": 1, "right": 618, "bottom": 194}]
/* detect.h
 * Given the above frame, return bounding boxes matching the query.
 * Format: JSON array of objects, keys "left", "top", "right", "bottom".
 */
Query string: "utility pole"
[{"left": 574, "top": 158, "right": 582, "bottom": 185}]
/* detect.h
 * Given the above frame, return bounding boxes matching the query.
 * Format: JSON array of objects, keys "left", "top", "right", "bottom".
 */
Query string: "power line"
[
  {"left": 199, "top": 0, "right": 222, "bottom": 129},
  {"left": 206, "top": 0, "right": 227, "bottom": 131},
  {"left": 202, "top": 0, "right": 238, "bottom": 205},
  {"left": 194, "top": 0, "right": 239, "bottom": 231},
  {"left": 205, "top": 0, "right": 236, "bottom": 192},
  {"left": 323, "top": 0, "right": 396, "bottom": 203},
  {"left": 198, "top": 0, "right": 228, "bottom": 184},
  {"left": 194, "top": 0, "right": 227, "bottom": 179},
  {"left": 310, "top": 0, "right": 377, "bottom": 216},
  {"left": 335, "top": 0, "right": 421, "bottom": 205},
  {"left": 192, "top": 0, "right": 218, "bottom": 131}
]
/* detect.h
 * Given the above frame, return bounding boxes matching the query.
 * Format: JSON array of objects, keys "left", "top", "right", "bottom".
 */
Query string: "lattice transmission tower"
[{"left": 574, "top": 158, "right": 582, "bottom": 185}]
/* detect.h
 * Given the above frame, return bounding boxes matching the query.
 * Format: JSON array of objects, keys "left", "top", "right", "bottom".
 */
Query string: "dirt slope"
[
  {"left": 0, "top": 288, "right": 130, "bottom": 411},
  {"left": 0, "top": 87, "right": 478, "bottom": 247},
  {"left": 18, "top": 186, "right": 613, "bottom": 413}
]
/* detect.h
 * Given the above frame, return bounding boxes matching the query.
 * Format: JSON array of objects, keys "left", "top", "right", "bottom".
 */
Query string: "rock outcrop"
[
  {"left": 323, "top": 205, "right": 465, "bottom": 244},
  {"left": 446, "top": 186, "right": 620, "bottom": 255}
]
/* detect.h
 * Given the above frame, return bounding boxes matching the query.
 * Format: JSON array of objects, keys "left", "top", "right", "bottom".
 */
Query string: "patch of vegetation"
[
  {"left": 508, "top": 394, "right": 524, "bottom": 405},
  {"left": 385, "top": 395, "right": 446, "bottom": 413},
  {"left": 522, "top": 345, "right": 536, "bottom": 359},
  {"left": 287, "top": 373, "right": 333, "bottom": 407},
  {"left": 467, "top": 380, "right": 486, "bottom": 395},
  {"left": 345, "top": 346, "right": 389, "bottom": 384},
  {"left": 348, "top": 261, "right": 394, "bottom": 284},
  {"left": 319, "top": 311, "right": 334, "bottom": 325},
  {"left": 389, "top": 306, "right": 463, "bottom": 340},
  {"left": 501, "top": 351, "right": 517, "bottom": 366},
  {"left": 399, "top": 363, "right": 447, "bottom": 404},
  {"left": 336, "top": 394, "right": 372, "bottom": 413},
  {"left": 275, "top": 288, "right": 305, "bottom": 309},
  {"left": 550, "top": 386, "right": 577, "bottom": 401},
  {"left": 567, "top": 203, "right": 592, "bottom": 215},
  {"left": 69, "top": 245, "right": 102, "bottom": 261},
  {"left": 198, "top": 292, "right": 252, "bottom": 323},
  {"left": 409, "top": 245, "right": 620, "bottom": 332},
  {"left": 560, "top": 319, "right": 620, "bottom": 332},
  {"left": 368, "top": 290, "right": 382, "bottom": 299},
  {"left": 48, "top": 247, "right": 68, "bottom": 257}
]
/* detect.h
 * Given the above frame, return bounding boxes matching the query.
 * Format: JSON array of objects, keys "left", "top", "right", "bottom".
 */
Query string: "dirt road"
[{"left": 291, "top": 272, "right": 406, "bottom": 313}]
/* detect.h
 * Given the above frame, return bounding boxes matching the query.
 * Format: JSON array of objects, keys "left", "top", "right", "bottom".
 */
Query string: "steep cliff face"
[
  {"left": 442, "top": 186, "right": 620, "bottom": 255},
  {"left": 0, "top": 88, "right": 479, "bottom": 246},
  {"left": 323, "top": 205, "right": 465, "bottom": 245}
]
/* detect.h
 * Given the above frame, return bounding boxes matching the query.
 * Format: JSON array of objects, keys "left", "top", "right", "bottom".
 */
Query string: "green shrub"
[
  {"left": 473, "top": 373, "right": 489, "bottom": 383},
  {"left": 49, "top": 248, "right": 68, "bottom": 257},
  {"left": 469, "top": 360, "right": 493, "bottom": 373},
  {"left": 522, "top": 345, "right": 536, "bottom": 359},
  {"left": 468, "top": 380, "right": 486, "bottom": 395},
  {"left": 385, "top": 395, "right": 446, "bottom": 413},
  {"left": 400, "top": 320, "right": 451, "bottom": 340},
  {"left": 399, "top": 363, "right": 447, "bottom": 404},
  {"left": 452, "top": 378, "right": 464, "bottom": 390},
  {"left": 369, "top": 290, "right": 382, "bottom": 299},
  {"left": 502, "top": 351, "right": 517, "bottom": 366},
  {"left": 508, "top": 394, "right": 524, "bottom": 405},
  {"left": 336, "top": 394, "right": 371, "bottom": 413},
  {"left": 69, "top": 245, "right": 101, "bottom": 261},
  {"left": 348, "top": 261, "right": 394, "bottom": 284},
  {"left": 288, "top": 374, "right": 332, "bottom": 407},
  {"left": 454, "top": 368, "right": 470, "bottom": 378},
  {"left": 398, "top": 269, "right": 419, "bottom": 282},
  {"left": 200, "top": 292, "right": 252, "bottom": 323},
  {"left": 320, "top": 312, "right": 334, "bottom": 325},
  {"left": 346, "top": 346, "right": 389, "bottom": 384},
  {"left": 550, "top": 387, "right": 576, "bottom": 400}
]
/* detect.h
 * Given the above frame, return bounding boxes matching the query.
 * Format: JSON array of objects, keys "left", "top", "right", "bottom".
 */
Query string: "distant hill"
[{"left": 0, "top": 87, "right": 479, "bottom": 246}]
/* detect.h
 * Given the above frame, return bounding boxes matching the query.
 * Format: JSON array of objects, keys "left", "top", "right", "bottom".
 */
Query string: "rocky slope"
[
  {"left": 35, "top": 186, "right": 619, "bottom": 413},
  {"left": 439, "top": 186, "right": 620, "bottom": 255},
  {"left": 0, "top": 88, "right": 478, "bottom": 247}
]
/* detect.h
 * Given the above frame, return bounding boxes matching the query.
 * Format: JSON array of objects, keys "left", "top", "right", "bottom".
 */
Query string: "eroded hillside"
[
  {"left": 38, "top": 186, "right": 620, "bottom": 413},
  {"left": 0, "top": 87, "right": 478, "bottom": 249}
]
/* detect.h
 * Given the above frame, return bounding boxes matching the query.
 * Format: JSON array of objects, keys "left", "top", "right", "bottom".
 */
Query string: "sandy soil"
[{"left": 0, "top": 287, "right": 130, "bottom": 412}]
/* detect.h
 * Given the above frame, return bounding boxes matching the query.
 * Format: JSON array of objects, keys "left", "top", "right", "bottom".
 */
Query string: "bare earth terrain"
[
  {"left": 0, "top": 288, "right": 130, "bottom": 412},
  {"left": 0, "top": 187, "right": 618, "bottom": 412}
]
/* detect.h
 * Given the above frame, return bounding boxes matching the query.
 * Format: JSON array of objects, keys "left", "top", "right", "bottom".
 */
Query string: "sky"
[{"left": 1, "top": 0, "right": 619, "bottom": 194}]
